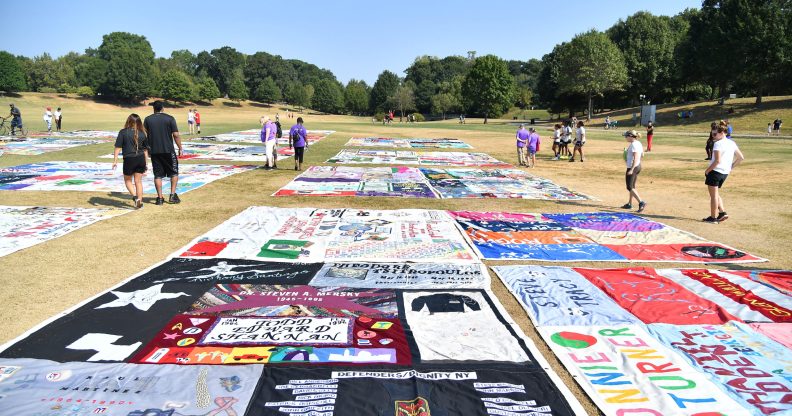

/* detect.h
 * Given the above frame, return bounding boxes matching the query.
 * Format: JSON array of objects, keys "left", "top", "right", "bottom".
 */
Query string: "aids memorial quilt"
[
  {"left": 326, "top": 149, "right": 512, "bottom": 167},
  {"left": 32, "top": 130, "right": 118, "bottom": 139},
  {"left": 0, "top": 205, "right": 128, "bottom": 257},
  {"left": 176, "top": 206, "right": 479, "bottom": 263},
  {"left": 194, "top": 129, "right": 334, "bottom": 146},
  {"left": 273, "top": 166, "right": 438, "bottom": 198},
  {"left": 493, "top": 265, "right": 792, "bottom": 416},
  {"left": 345, "top": 137, "right": 473, "bottom": 149},
  {"left": 0, "top": 161, "right": 256, "bottom": 194},
  {"left": 101, "top": 142, "right": 273, "bottom": 162},
  {"left": 422, "top": 168, "right": 592, "bottom": 200},
  {"left": 0, "top": 258, "right": 586, "bottom": 415},
  {"left": 0, "top": 137, "right": 108, "bottom": 155},
  {"left": 452, "top": 210, "right": 765, "bottom": 263}
]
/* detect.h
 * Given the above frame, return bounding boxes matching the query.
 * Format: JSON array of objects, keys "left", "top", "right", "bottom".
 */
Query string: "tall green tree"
[
  {"left": 27, "top": 53, "right": 76, "bottom": 91},
  {"left": 227, "top": 75, "right": 248, "bottom": 102},
  {"left": 160, "top": 70, "right": 194, "bottom": 102},
  {"left": 284, "top": 81, "right": 307, "bottom": 109},
  {"left": 431, "top": 92, "right": 458, "bottom": 120},
  {"left": 196, "top": 78, "right": 221, "bottom": 102},
  {"left": 556, "top": 31, "right": 628, "bottom": 119},
  {"left": 607, "top": 11, "right": 678, "bottom": 101},
  {"left": 205, "top": 46, "right": 245, "bottom": 96},
  {"left": 311, "top": 79, "right": 344, "bottom": 114},
  {"left": 389, "top": 83, "right": 416, "bottom": 121},
  {"left": 344, "top": 79, "right": 370, "bottom": 115},
  {"left": 461, "top": 55, "right": 514, "bottom": 123},
  {"left": 369, "top": 70, "right": 400, "bottom": 113},
  {"left": 414, "top": 80, "right": 436, "bottom": 114},
  {"left": 0, "top": 51, "right": 27, "bottom": 92},
  {"left": 74, "top": 55, "right": 107, "bottom": 91},
  {"left": 97, "top": 32, "right": 156, "bottom": 102},
  {"left": 253, "top": 77, "right": 282, "bottom": 104}
]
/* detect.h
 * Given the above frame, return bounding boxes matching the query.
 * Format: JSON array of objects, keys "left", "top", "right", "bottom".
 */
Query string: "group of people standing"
[
  {"left": 260, "top": 115, "right": 308, "bottom": 171},
  {"left": 43, "top": 107, "right": 63, "bottom": 133},
  {"left": 186, "top": 109, "right": 201, "bottom": 135},
  {"left": 112, "top": 101, "right": 183, "bottom": 208},
  {"left": 547, "top": 120, "right": 586, "bottom": 162}
]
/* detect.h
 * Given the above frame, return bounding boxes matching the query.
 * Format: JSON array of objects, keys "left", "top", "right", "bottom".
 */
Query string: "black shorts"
[
  {"left": 294, "top": 146, "right": 305, "bottom": 163},
  {"left": 705, "top": 170, "right": 728, "bottom": 188},
  {"left": 625, "top": 165, "right": 642, "bottom": 190},
  {"left": 122, "top": 154, "right": 147, "bottom": 176},
  {"left": 151, "top": 152, "right": 179, "bottom": 179}
]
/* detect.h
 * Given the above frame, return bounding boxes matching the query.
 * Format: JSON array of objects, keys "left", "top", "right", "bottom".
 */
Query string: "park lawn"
[{"left": 2, "top": 93, "right": 791, "bottom": 416}]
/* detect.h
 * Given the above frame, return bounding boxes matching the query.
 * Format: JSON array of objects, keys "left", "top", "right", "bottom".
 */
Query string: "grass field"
[{"left": 2, "top": 93, "right": 792, "bottom": 415}]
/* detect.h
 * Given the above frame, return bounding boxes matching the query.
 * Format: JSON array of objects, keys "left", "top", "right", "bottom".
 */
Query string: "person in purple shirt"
[
  {"left": 527, "top": 127, "right": 541, "bottom": 168},
  {"left": 289, "top": 117, "right": 308, "bottom": 171},
  {"left": 260, "top": 116, "right": 277, "bottom": 170},
  {"left": 515, "top": 124, "right": 529, "bottom": 166}
]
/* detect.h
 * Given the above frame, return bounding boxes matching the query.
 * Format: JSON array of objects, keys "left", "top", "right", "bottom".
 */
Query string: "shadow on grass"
[
  {"left": 88, "top": 194, "right": 135, "bottom": 208},
  {"left": 222, "top": 102, "right": 242, "bottom": 107},
  {"left": 556, "top": 200, "right": 691, "bottom": 221}
]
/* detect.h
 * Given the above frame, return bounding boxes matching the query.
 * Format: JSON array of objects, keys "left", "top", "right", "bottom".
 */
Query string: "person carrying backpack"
[{"left": 289, "top": 117, "right": 308, "bottom": 171}]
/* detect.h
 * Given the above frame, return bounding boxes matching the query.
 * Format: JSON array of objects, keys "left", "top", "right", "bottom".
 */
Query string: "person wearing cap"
[
  {"left": 43, "top": 107, "right": 54, "bottom": 133},
  {"left": 515, "top": 124, "right": 529, "bottom": 166},
  {"left": 143, "top": 101, "right": 183, "bottom": 205},
  {"left": 526, "top": 127, "right": 541, "bottom": 168},
  {"left": 621, "top": 130, "right": 646, "bottom": 213},
  {"left": 8, "top": 104, "right": 23, "bottom": 136},
  {"left": 289, "top": 117, "right": 308, "bottom": 171},
  {"left": 261, "top": 116, "right": 277, "bottom": 169}
]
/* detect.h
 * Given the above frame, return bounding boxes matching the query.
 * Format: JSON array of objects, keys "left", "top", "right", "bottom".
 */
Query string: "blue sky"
[{"left": 2, "top": 0, "right": 701, "bottom": 85}]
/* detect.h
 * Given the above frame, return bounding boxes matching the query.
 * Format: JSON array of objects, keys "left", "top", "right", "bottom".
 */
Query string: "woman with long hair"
[{"left": 112, "top": 114, "right": 149, "bottom": 208}]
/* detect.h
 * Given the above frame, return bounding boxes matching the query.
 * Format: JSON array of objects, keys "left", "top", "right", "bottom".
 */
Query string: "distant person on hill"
[
  {"left": 144, "top": 101, "right": 183, "bottom": 205},
  {"left": 570, "top": 120, "right": 586, "bottom": 162},
  {"left": 187, "top": 109, "right": 195, "bottom": 135},
  {"left": 552, "top": 123, "right": 562, "bottom": 160},
  {"left": 194, "top": 109, "right": 201, "bottom": 134},
  {"left": 724, "top": 119, "right": 733, "bottom": 139},
  {"left": 43, "top": 107, "right": 53, "bottom": 133},
  {"left": 703, "top": 121, "right": 744, "bottom": 223},
  {"left": 7, "top": 104, "right": 23, "bottom": 136},
  {"left": 621, "top": 130, "right": 646, "bottom": 213},
  {"left": 527, "top": 127, "right": 541, "bottom": 168},
  {"left": 605, "top": 115, "right": 610, "bottom": 129},
  {"left": 112, "top": 114, "right": 149, "bottom": 209},
  {"left": 515, "top": 124, "right": 529, "bottom": 166},
  {"left": 705, "top": 121, "right": 717, "bottom": 160},
  {"left": 261, "top": 116, "right": 277, "bottom": 170},
  {"left": 289, "top": 117, "right": 308, "bottom": 171},
  {"left": 54, "top": 107, "right": 62, "bottom": 132},
  {"left": 646, "top": 122, "right": 654, "bottom": 152},
  {"left": 768, "top": 123, "right": 773, "bottom": 136},
  {"left": 773, "top": 118, "right": 782, "bottom": 136}
]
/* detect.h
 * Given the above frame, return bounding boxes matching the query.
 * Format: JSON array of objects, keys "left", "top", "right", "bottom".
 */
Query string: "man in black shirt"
[
  {"left": 7, "top": 104, "right": 23, "bottom": 136},
  {"left": 143, "top": 101, "right": 183, "bottom": 205}
]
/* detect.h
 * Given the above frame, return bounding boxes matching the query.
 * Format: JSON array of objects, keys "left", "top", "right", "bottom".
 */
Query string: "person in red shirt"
[{"left": 193, "top": 109, "right": 201, "bottom": 134}]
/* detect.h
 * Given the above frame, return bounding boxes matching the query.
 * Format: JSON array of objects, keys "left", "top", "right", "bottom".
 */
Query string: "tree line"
[{"left": 1, "top": 1, "right": 789, "bottom": 119}]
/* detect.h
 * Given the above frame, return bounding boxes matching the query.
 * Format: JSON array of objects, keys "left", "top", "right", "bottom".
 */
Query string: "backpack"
[{"left": 275, "top": 121, "right": 282, "bottom": 138}]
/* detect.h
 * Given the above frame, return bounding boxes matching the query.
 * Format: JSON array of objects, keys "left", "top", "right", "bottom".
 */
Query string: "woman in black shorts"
[{"left": 112, "top": 114, "right": 149, "bottom": 209}]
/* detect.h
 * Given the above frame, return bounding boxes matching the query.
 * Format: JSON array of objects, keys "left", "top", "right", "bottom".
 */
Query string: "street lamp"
[
  {"left": 638, "top": 95, "right": 646, "bottom": 126},
  {"left": 639, "top": 94, "right": 645, "bottom": 105}
]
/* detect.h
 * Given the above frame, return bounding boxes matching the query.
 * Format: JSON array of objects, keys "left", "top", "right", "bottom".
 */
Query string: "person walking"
[
  {"left": 515, "top": 124, "right": 529, "bottom": 166},
  {"left": 54, "top": 107, "right": 62, "bottom": 132},
  {"left": 724, "top": 119, "right": 733, "bottom": 140},
  {"left": 112, "top": 114, "right": 149, "bottom": 209},
  {"left": 43, "top": 107, "right": 54, "bottom": 133},
  {"left": 194, "top": 109, "right": 201, "bottom": 134},
  {"left": 261, "top": 116, "right": 277, "bottom": 170},
  {"left": 289, "top": 117, "right": 308, "bottom": 171},
  {"left": 552, "top": 123, "right": 562, "bottom": 160},
  {"left": 187, "top": 109, "right": 195, "bottom": 135},
  {"left": 569, "top": 120, "right": 586, "bottom": 162},
  {"left": 527, "top": 127, "right": 541, "bottom": 168},
  {"left": 705, "top": 121, "right": 717, "bottom": 160},
  {"left": 7, "top": 104, "right": 23, "bottom": 136},
  {"left": 773, "top": 118, "right": 782, "bottom": 136},
  {"left": 702, "top": 122, "right": 745, "bottom": 223},
  {"left": 646, "top": 122, "right": 654, "bottom": 152},
  {"left": 621, "top": 130, "right": 646, "bottom": 212},
  {"left": 144, "top": 101, "right": 183, "bottom": 205}
]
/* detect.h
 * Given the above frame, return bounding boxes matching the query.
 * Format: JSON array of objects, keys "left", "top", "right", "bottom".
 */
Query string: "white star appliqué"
[{"left": 95, "top": 284, "right": 188, "bottom": 311}]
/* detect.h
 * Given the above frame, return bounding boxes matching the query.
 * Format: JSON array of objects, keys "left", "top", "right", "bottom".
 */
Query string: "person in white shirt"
[
  {"left": 43, "top": 107, "right": 53, "bottom": 133},
  {"left": 54, "top": 107, "right": 62, "bottom": 132},
  {"left": 703, "top": 122, "right": 745, "bottom": 223},
  {"left": 560, "top": 121, "right": 572, "bottom": 157},
  {"left": 621, "top": 130, "right": 646, "bottom": 212},
  {"left": 552, "top": 123, "right": 562, "bottom": 160},
  {"left": 187, "top": 109, "right": 195, "bottom": 135},
  {"left": 570, "top": 120, "right": 586, "bottom": 162}
]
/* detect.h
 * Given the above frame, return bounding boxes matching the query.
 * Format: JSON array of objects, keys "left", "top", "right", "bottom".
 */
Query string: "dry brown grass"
[{"left": 2, "top": 93, "right": 791, "bottom": 416}]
